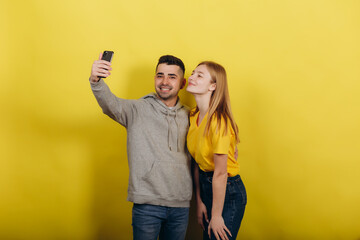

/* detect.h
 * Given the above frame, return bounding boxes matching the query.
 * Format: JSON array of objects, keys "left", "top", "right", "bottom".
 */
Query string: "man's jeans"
[{"left": 132, "top": 203, "right": 189, "bottom": 240}]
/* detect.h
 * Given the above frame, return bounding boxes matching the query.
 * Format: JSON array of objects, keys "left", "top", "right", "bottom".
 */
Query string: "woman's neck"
[{"left": 194, "top": 93, "right": 211, "bottom": 124}]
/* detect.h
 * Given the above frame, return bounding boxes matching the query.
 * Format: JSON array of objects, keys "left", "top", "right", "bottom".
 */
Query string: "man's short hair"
[{"left": 156, "top": 55, "right": 185, "bottom": 75}]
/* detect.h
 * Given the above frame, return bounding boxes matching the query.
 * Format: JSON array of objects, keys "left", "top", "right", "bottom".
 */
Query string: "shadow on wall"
[
  {"left": 5, "top": 108, "right": 134, "bottom": 239},
  {"left": 89, "top": 122, "right": 132, "bottom": 239},
  {"left": 90, "top": 63, "right": 200, "bottom": 239}
]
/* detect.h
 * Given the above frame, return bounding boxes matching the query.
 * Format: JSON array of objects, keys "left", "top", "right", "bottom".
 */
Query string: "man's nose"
[{"left": 162, "top": 76, "right": 170, "bottom": 85}]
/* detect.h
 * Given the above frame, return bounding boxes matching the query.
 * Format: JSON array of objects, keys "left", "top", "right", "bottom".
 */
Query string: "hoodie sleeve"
[{"left": 90, "top": 79, "right": 135, "bottom": 127}]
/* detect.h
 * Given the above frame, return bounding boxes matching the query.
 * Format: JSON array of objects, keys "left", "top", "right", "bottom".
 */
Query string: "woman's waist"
[
  {"left": 198, "top": 168, "right": 241, "bottom": 182},
  {"left": 198, "top": 163, "right": 240, "bottom": 177}
]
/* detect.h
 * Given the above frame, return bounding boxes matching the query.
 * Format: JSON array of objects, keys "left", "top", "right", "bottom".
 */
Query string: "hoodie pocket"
[{"left": 141, "top": 161, "right": 192, "bottom": 201}]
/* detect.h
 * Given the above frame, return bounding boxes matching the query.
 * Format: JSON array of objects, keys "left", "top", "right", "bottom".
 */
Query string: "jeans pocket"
[
  {"left": 200, "top": 175, "right": 213, "bottom": 198},
  {"left": 234, "top": 178, "right": 247, "bottom": 205}
]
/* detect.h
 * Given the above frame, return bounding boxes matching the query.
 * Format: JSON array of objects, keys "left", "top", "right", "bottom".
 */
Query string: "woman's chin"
[{"left": 186, "top": 86, "right": 196, "bottom": 94}]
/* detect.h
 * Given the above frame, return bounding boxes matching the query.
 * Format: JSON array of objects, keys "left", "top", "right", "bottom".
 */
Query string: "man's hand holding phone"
[{"left": 90, "top": 51, "right": 114, "bottom": 83}]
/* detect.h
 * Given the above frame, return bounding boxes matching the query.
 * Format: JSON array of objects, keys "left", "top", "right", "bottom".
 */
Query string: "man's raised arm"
[{"left": 89, "top": 53, "right": 133, "bottom": 127}]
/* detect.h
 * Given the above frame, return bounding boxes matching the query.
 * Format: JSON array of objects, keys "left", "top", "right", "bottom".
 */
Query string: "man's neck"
[{"left": 158, "top": 95, "right": 178, "bottom": 108}]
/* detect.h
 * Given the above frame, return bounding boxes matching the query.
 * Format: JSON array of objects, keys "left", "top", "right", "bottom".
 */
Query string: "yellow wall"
[{"left": 1, "top": 0, "right": 359, "bottom": 239}]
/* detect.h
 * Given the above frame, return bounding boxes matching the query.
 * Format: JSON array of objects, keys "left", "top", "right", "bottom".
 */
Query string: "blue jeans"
[
  {"left": 132, "top": 203, "right": 189, "bottom": 240},
  {"left": 199, "top": 169, "right": 247, "bottom": 240}
]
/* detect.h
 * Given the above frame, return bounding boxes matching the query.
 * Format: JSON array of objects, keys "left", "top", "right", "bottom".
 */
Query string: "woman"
[{"left": 186, "top": 61, "right": 247, "bottom": 240}]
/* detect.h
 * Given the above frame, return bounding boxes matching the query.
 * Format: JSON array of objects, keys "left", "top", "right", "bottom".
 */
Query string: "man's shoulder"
[
  {"left": 123, "top": 93, "right": 155, "bottom": 105},
  {"left": 181, "top": 104, "right": 191, "bottom": 113},
  {"left": 140, "top": 93, "right": 157, "bottom": 100}
]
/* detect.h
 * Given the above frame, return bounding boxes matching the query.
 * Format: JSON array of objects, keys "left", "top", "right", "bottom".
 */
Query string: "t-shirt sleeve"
[{"left": 211, "top": 116, "right": 231, "bottom": 154}]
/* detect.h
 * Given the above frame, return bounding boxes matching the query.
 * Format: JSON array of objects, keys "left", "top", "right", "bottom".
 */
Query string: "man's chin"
[{"left": 156, "top": 92, "right": 173, "bottom": 100}]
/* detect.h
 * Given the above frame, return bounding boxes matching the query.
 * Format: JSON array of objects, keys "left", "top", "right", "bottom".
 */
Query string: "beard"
[
  {"left": 155, "top": 85, "right": 178, "bottom": 101},
  {"left": 156, "top": 89, "right": 177, "bottom": 100}
]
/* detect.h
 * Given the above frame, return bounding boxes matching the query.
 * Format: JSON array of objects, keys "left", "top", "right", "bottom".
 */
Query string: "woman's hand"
[
  {"left": 197, "top": 200, "right": 209, "bottom": 230},
  {"left": 208, "top": 216, "right": 232, "bottom": 240}
]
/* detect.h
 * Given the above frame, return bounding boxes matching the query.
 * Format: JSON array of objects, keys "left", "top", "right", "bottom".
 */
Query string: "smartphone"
[
  {"left": 99, "top": 51, "right": 114, "bottom": 79},
  {"left": 102, "top": 50, "right": 114, "bottom": 62}
]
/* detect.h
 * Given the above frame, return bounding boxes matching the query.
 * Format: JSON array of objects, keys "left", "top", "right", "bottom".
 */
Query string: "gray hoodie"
[{"left": 91, "top": 79, "right": 192, "bottom": 207}]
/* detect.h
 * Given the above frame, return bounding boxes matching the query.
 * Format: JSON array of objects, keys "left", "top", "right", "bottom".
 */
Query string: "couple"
[{"left": 89, "top": 54, "right": 247, "bottom": 240}]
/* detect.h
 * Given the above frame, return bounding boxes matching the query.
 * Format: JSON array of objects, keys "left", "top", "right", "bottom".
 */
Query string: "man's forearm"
[{"left": 90, "top": 79, "right": 121, "bottom": 122}]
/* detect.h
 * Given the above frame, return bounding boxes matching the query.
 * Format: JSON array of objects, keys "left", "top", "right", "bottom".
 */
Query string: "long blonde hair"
[{"left": 190, "top": 61, "right": 240, "bottom": 143}]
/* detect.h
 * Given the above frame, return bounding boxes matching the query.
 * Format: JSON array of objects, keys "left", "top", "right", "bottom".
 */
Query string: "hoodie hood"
[
  {"left": 142, "top": 93, "right": 185, "bottom": 112},
  {"left": 142, "top": 93, "right": 188, "bottom": 152}
]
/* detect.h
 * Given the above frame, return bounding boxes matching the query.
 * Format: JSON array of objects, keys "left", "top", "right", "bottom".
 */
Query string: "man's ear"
[{"left": 180, "top": 78, "right": 186, "bottom": 89}]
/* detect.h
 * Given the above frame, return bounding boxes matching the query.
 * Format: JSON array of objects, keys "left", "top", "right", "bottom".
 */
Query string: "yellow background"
[{"left": 1, "top": 0, "right": 360, "bottom": 239}]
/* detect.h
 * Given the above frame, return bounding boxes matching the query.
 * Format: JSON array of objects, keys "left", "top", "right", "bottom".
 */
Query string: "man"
[{"left": 89, "top": 54, "right": 192, "bottom": 240}]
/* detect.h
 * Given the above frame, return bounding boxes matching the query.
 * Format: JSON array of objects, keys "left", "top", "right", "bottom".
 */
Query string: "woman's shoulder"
[{"left": 210, "top": 113, "right": 234, "bottom": 133}]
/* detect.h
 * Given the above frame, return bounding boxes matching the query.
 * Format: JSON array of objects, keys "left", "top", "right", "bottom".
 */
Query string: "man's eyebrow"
[
  {"left": 156, "top": 72, "right": 165, "bottom": 75},
  {"left": 168, "top": 73, "right": 178, "bottom": 77}
]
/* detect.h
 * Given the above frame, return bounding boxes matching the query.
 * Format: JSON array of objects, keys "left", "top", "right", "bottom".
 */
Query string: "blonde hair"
[{"left": 190, "top": 61, "right": 240, "bottom": 143}]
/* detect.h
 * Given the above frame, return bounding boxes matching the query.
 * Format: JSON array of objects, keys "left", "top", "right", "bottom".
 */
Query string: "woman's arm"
[
  {"left": 193, "top": 161, "right": 208, "bottom": 230},
  {"left": 212, "top": 154, "right": 228, "bottom": 216},
  {"left": 208, "top": 153, "right": 232, "bottom": 240}
]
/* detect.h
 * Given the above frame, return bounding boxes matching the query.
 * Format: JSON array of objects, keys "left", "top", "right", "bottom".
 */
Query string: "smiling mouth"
[{"left": 159, "top": 86, "right": 172, "bottom": 91}]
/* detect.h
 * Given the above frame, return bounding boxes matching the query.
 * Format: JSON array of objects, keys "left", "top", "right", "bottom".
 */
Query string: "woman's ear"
[{"left": 209, "top": 83, "right": 216, "bottom": 91}]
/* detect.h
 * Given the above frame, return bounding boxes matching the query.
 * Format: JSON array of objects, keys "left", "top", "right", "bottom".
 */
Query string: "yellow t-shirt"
[{"left": 187, "top": 110, "right": 240, "bottom": 177}]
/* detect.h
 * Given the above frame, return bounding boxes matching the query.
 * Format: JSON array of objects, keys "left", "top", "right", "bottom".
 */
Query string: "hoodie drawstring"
[
  {"left": 174, "top": 109, "right": 180, "bottom": 152},
  {"left": 166, "top": 109, "right": 181, "bottom": 152},
  {"left": 166, "top": 111, "right": 171, "bottom": 151}
]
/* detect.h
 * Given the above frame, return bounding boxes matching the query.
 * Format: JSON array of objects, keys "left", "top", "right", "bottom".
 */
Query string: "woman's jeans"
[{"left": 199, "top": 169, "right": 247, "bottom": 240}]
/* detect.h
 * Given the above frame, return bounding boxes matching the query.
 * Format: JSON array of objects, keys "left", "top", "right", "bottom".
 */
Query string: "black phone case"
[
  {"left": 99, "top": 51, "right": 114, "bottom": 79},
  {"left": 101, "top": 51, "right": 114, "bottom": 62}
]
